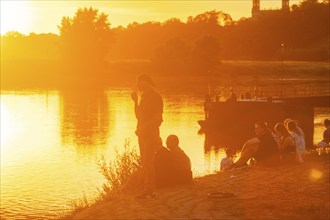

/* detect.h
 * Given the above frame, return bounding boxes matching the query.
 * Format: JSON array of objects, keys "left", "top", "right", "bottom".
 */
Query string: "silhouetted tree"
[
  {"left": 191, "top": 35, "right": 221, "bottom": 74},
  {"left": 57, "top": 7, "right": 114, "bottom": 88},
  {"left": 58, "top": 7, "right": 113, "bottom": 64},
  {"left": 152, "top": 37, "right": 190, "bottom": 74},
  {"left": 187, "top": 10, "right": 233, "bottom": 26}
]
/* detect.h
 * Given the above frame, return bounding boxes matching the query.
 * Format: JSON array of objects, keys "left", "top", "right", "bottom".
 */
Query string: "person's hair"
[
  {"left": 287, "top": 120, "right": 302, "bottom": 136},
  {"left": 225, "top": 148, "right": 235, "bottom": 157},
  {"left": 283, "top": 118, "right": 292, "bottom": 128},
  {"left": 255, "top": 122, "right": 268, "bottom": 130},
  {"left": 255, "top": 121, "right": 272, "bottom": 135},
  {"left": 167, "top": 134, "right": 179, "bottom": 146},
  {"left": 137, "top": 74, "right": 155, "bottom": 87},
  {"left": 274, "top": 122, "right": 291, "bottom": 137},
  {"left": 325, "top": 119, "right": 330, "bottom": 127}
]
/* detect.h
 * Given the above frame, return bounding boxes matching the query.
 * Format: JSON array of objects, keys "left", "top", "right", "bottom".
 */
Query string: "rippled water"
[{"left": 0, "top": 89, "right": 328, "bottom": 219}]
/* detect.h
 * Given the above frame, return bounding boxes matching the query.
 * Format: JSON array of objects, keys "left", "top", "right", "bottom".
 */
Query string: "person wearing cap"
[{"left": 131, "top": 74, "right": 163, "bottom": 199}]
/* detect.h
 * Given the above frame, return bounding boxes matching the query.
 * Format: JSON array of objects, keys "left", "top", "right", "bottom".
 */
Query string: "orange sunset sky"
[{"left": 1, "top": 0, "right": 300, "bottom": 35}]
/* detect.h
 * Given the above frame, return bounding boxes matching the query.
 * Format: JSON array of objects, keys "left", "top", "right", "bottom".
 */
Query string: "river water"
[{"left": 0, "top": 88, "right": 329, "bottom": 219}]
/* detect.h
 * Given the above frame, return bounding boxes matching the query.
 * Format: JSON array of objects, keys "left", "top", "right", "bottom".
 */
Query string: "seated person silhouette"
[
  {"left": 122, "top": 135, "right": 192, "bottom": 192},
  {"left": 233, "top": 122, "right": 280, "bottom": 168},
  {"left": 154, "top": 135, "right": 192, "bottom": 187},
  {"left": 166, "top": 135, "right": 193, "bottom": 184},
  {"left": 154, "top": 145, "right": 175, "bottom": 188},
  {"left": 220, "top": 148, "right": 235, "bottom": 172},
  {"left": 317, "top": 119, "right": 330, "bottom": 148}
]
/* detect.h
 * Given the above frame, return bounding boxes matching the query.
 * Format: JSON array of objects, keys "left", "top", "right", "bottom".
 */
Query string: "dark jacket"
[{"left": 254, "top": 132, "right": 280, "bottom": 166}]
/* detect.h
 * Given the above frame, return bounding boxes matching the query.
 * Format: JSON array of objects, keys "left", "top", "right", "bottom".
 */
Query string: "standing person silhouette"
[{"left": 131, "top": 74, "right": 163, "bottom": 199}]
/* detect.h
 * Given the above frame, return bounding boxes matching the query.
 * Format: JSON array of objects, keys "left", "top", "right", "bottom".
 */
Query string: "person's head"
[
  {"left": 166, "top": 134, "right": 179, "bottom": 150},
  {"left": 287, "top": 120, "right": 302, "bottom": 136},
  {"left": 284, "top": 118, "right": 293, "bottom": 128},
  {"left": 225, "top": 148, "right": 235, "bottom": 158},
  {"left": 254, "top": 122, "right": 269, "bottom": 137},
  {"left": 274, "top": 122, "right": 290, "bottom": 137},
  {"left": 324, "top": 119, "right": 330, "bottom": 128},
  {"left": 136, "top": 74, "right": 155, "bottom": 92}
]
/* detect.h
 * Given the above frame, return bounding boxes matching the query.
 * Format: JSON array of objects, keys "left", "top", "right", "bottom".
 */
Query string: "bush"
[{"left": 97, "top": 139, "right": 140, "bottom": 197}]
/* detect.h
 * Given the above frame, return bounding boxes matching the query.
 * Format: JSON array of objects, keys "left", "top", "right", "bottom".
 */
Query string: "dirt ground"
[{"left": 63, "top": 153, "right": 329, "bottom": 220}]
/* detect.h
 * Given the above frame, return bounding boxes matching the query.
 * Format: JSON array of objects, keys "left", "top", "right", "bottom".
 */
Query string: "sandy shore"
[{"left": 63, "top": 153, "right": 329, "bottom": 220}]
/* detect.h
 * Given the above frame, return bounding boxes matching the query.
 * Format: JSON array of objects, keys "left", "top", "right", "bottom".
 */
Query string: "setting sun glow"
[
  {"left": 310, "top": 169, "right": 323, "bottom": 180},
  {"left": 1, "top": 0, "right": 300, "bottom": 35},
  {"left": 0, "top": 1, "right": 34, "bottom": 34}
]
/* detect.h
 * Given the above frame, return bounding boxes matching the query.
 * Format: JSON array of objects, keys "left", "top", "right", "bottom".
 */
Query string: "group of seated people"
[
  {"left": 221, "top": 118, "right": 312, "bottom": 171},
  {"left": 124, "top": 119, "right": 329, "bottom": 188}
]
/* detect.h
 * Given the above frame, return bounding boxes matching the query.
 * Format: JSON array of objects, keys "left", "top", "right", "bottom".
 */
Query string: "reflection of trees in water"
[
  {"left": 203, "top": 131, "right": 252, "bottom": 152},
  {"left": 58, "top": 7, "right": 113, "bottom": 88},
  {"left": 203, "top": 147, "right": 221, "bottom": 174},
  {"left": 60, "top": 90, "right": 109, "bottom": 150}
]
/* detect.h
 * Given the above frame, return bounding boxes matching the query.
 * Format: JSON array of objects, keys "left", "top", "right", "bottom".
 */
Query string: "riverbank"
[
  {"left": 1, "top": 60, "right": 329, "bottom": 90},
  {"left": 62, "top": 153, "right": 329, "bottom": 220}
]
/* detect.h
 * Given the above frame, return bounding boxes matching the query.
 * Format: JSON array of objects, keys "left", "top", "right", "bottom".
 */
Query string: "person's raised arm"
[{"left": 131, "top": 91, "right": 139, "bottom": 119}]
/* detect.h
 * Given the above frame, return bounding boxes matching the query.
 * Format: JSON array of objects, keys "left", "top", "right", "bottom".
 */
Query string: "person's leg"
[
  {"left": 136, "top": 136, "right": 161, "bottom": 198},
  {"left": 138, "top": 138, "right": 146, "bottom": 165},
  {"left": 142, "top": 148, "right": 155, "bottom": 193},
  {"left": 235, "top": 141, "right": 259, "bottom": 167},
  {"left": 121, "top": 169, "right": 143, "bottom": 192},
  {"left": 296, "top": 151, "right": 304, "bottom": 163}
]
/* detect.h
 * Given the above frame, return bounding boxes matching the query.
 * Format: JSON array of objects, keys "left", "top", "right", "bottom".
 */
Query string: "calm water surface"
[{"left": 0, "top": 89, "right": 329, "bottom": 219}]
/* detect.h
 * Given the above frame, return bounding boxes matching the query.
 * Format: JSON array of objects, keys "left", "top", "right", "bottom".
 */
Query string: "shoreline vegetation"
[
  {"left": 1, "top": 2, "right": 328, "bottom": 91},
  {"left": 1, "top": 60, "right": 329, "bottom": 91},
  {"left": 1, "top": 1, "right": 328, "bottom": 219},
  {"left": 61, "top": 150, "right": 329, "bottom": 220}
]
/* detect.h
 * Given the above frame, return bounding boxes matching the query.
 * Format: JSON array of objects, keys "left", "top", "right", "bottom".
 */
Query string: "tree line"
[{"left": 0, "top": 0, "right": 328, "bottom": 88}]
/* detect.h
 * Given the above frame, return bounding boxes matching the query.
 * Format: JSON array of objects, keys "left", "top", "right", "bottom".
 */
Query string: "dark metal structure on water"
[{"left": 199, "top": 82, "right": 330, "bottom": 151}]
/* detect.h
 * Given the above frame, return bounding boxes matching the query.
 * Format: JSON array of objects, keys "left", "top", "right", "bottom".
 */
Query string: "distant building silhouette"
[{"left": 252, "top": 0, "right": 290, "bottom": 18}]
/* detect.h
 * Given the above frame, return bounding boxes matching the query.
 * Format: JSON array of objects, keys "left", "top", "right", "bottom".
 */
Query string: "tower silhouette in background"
[{"left": 252, "top": 0, "right": 290, "bottom": 18}]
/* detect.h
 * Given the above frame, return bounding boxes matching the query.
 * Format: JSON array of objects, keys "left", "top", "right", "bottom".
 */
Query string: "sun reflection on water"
[{"left": 0, "top": 102, "right": 19, "bottom": 151}]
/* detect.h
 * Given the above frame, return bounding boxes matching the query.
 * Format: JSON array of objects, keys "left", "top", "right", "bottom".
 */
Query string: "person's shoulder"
[
  {"left": 284, "top": 135, "right": 295, "bottom": 143},
  {"left": 247, "top": 137, "right": 261, "bottom": 144},
  {"left": 155, "top": 147, "right": 173, "bottom": 161},
  {"left": 221, "top": 157, "right": 230, "bottom": 162},
  {"left": 291, "top": 131, "right": 299, "bottom": 138},
  {"left": 173, "top": 148, "right": 190, "bottom": 159},
  {"left": 148, "top": 88, "right": 163, "bottom": 101},
  {"left": 156, "top": 146, "right": 170, "bottom": 155},
  {"left": 220, "top": 157, "right": 227, "bottom": 163},
  {"left": 177, "top": 147, "right": 188, "bottom": 156},
  {"left": 285, "top": 135, "right": 294, "bottom": 140}
]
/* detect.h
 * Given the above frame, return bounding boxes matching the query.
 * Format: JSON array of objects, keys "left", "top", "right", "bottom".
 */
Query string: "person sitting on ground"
[
  {"left": 124, "top": 135, "right": 193, "bottom": 191},
  {"left": 220, "top": 148, "right": 235, "bottom": 172},
  {"left": 274, "top": 122, "right": 296, "bottom": 164},
  {"left": 166, "top": 134, "right": 193, "bottom": 185},
  {"left": 233, "top": 122, "right": 280, "bottom": 168},
  {"left": 154, "top": 145, "right": 175, "bottom": 188},
  {"left": 287, "top": 120, "right": 306, "bottom": 163},
  {"left": 226, "top": 89, "right": 237, "bottom": 102},
  {"left": 284, "top": 118, "right": 305, "bottom": 140},
  {"left": 317, "top": 119, "right": 330, "bottom": 148}
]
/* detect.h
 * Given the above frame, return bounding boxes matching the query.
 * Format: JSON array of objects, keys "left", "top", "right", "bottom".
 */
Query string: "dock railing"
[{"left": 212, "top": 81, "right": 330, "bottom": 101}]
